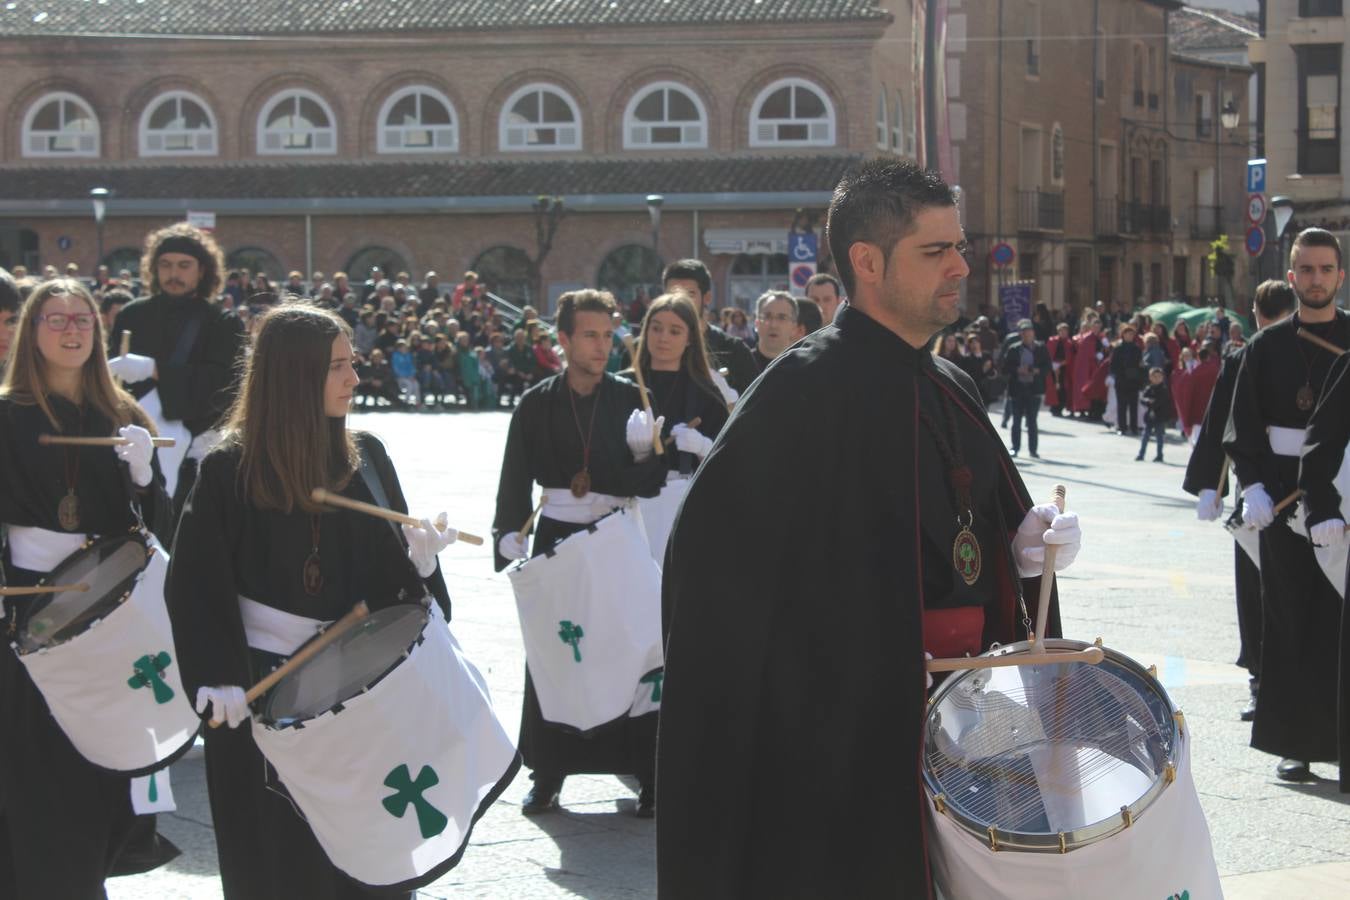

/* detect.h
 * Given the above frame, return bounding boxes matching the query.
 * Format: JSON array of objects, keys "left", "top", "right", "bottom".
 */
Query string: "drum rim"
[
  {"left": 922, "top": 638, "right": 1181, "bottom": 853},
  {"left": 256, "top": 601, "right": 431, "bottom": 730},
  {"left": 12, "top": 528, "right": 154, "bottom": 656}
]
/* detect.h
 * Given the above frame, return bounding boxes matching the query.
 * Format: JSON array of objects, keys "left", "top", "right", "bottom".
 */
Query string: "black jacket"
[{"left": 1000, "top": 339, "right": 1051, "bottom": 397}]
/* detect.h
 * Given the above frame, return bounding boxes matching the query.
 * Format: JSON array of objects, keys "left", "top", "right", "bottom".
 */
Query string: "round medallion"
[
  {"left": 952, "top": 526, "right": 982, "bottom": 587},
  {"left": 1296, "top": 384, "right": 1316, "bottom": 413},
  {"left": 570, "top": 470, "right": 592, "bottom": 499},
  {"left": 57, "top": 491, "right": 80, "bottom": 532}
]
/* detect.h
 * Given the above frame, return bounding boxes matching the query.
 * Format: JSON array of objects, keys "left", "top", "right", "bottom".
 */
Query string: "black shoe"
[
  {"left": 1240, "top": 690, "right": 1257, "bottom": 722},
  {"left": 1029, "top": 451, "right": 1039, "bottom": 458},
  {"left": 521, "top": 777, "right": 563, "bottom": 815},
  {"left": 1153, "top": 455, "right": 1164, "bottom": 463},
  {"left": 1276, "top": 759, "right": 1314, "bottom": 782},
  {"left": 635, "top": 784, "right": 655, "bottom": 819},
  {"left": 1135, "top": 454, "right": 1144, "bottom": 461}
]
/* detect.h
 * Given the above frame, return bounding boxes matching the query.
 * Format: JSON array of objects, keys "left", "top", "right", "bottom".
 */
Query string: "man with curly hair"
[{"left": 109, "top": 223, "right": 246, "bottom": 510}]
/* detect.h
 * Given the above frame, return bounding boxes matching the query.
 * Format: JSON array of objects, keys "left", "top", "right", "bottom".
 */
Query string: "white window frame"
[
  {"left": 139, "top": 90, "right": 218, "bottom": 157},
  {"left": 376, "top": 85, "right": 459, "bottom": 154},
  {"left": 499, "top": 83, "right": 582, "bottom": 152},
  {"left": 749, "top": 77, "right": 836, "bottom": 148},
  {"left": 22, "top": 91, "right": 100, "bottom": 158},
  {"left": 256, "top": 89, "right": 337, "bottom": 156},
  {"left": 623, "top": 81, "right": 708, "bottom": 149},
  {"left": 876, "top": 86, "right": 889, "bottom": 149}
]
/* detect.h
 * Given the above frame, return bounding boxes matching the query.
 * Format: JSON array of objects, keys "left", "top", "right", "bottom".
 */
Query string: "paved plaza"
[{"left": 107, "top": 404, "right": 1350, "bottom": 899}]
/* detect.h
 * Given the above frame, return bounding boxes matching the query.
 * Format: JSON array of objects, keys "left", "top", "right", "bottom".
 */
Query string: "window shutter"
[
  {"left": 314, "top": 131, "right": 333, "bottom": 150},
  {"left": 558, "top": 126, "right": 577, "bottom": 146},
  {"left": 756, "top": 122, "right": 775, "bottom": 143},
  {"left": 810, "top": 122, "right": 830, "bottom": 142},
  {"left": 147, "top": 133, "right": 163, "bottom": 151},
  {"left": 630, "top": 126, "right": 647, "bottom": 145}
]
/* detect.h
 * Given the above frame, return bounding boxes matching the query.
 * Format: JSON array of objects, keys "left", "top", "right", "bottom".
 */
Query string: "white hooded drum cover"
[
  {"left": 638, "top": 477, "right": 690, "bottom": 567},
  {"left": 252, "top": 603, "right": 518, "bottom": 891},
  {"left": 1290, "top": 448, "right": 1350, "bottom": 598},
  {"left": 508, "top": 506, "right": 663, "bottom": 732},
  {"left": 12, "top": 531, "right": 200, "bottom": 775},
  {"left": 923, "top": 640, "right": 1221, "bottom": 900},
  {"left": 137, "top": 387, "right": 192, "bottom": 497}
]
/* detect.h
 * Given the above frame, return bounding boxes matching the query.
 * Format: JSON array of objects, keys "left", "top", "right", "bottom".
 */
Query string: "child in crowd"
[
  {"left": 1136, "top": 366, "right": 1174, "bottom": 463},
  {"left": 390, "top": 338, "right": 421, "bottom": 409},
  {"left": 456, "top": 332, "right": 483, "bottom": 409}
]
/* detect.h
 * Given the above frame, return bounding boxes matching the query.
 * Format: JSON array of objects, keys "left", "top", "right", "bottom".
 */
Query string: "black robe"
[
  {"left": 704, "top": 323, "right": 759, "bottom": 395},
  {"left": 1224, "top": 310, "right": 1349, "bottom": 771},
  {"left": 658, "top": 307, "right": 1059, "bottom": 900},
  {"left": 165, "top": 432, "right": 479, "bottom": 899},
  {"left": 109, "top": 293, "right": 246, "bottom": 513},
  {"left": 491, "top": 372, "right": 667, "bottom": 779},
  {"left": 0, "top": 395, "right": 173, "bottom": 900},
  {"left": 1182, "top": 347, "right": 1262, "bottom": 676},
  {"left": 1297, "top": 348, "right": 1350, "bottom": 792},
  {"left": 618, "top": 367, "right": 730, "bottom": 477}
]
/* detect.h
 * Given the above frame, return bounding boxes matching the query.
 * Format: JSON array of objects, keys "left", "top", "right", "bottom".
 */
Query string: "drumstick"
[
  {"left": 0, "top": 583, "right": 89, "bottom": 596},
  {"left": 208, "top": 602, "right": 370, "bottom": 729},
  {"left": 1217, "top": 455, "right": 1228, "bottom": 499},
  {"left": 663, "top": 416, "right": 703, "bottom": 447},
  {"left": 927, "top": 645, "right": 1104, "bottom": 673},
  {"left": 1297, "top": 328, "right": 1348, "bottom": 356},
  {"left": 1031, "top": 484, "right": 1067, "bottom": 646},
  {"left": 309, "top": 488, "right": 485, "bottom": 546},
  {"left": 621, "top": 334, "right": 664, "bottom": 457},
  {"left": 520, "top": 499, "right": 545, "bottom": 539},
  {"left": 38, "top": 435, "right": 176, "bottom": 448}
]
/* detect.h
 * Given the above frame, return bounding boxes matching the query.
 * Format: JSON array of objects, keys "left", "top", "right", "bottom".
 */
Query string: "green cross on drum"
[
  {"left": 127, "top": 651, "right": 175, "bottom": 705},
  {"left": 382, "top": 763, "right": 448, "bottom": 839},
  {"left": 558, "top": 620, "right": 584, "bottom": 662}
]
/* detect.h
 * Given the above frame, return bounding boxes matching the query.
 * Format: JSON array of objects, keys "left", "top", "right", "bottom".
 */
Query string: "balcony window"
[
  {"left": 1297, "top": 44, "right": 1341, "bottom": 175},
  {"left": 1299, "top": 0, "right": 1343, "bottom": 17}
]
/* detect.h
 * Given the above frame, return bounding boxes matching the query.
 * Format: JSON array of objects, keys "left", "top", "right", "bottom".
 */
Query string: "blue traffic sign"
[
  {"left": 1247, "top": 159, "right": 1267, "bottom": 194},
  {"left": 790, "top": 262, "right": 815, "bottom": 288},
  {"left": 788, "top": 231, "right": 818, "bottom": 263},
  {"left": 990, "top": 242, "right": 1015, "bottom": 267},
  {"left": 1245, "top": 225, "right": 1266, "bottom": 257},
  {"left": 56, "top": 236, "right": 72, "bottom": 251}
]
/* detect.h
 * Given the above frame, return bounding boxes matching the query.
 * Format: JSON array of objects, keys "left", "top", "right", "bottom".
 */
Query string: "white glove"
[
  {"left": 625, "top": 409, "right": 665, "bottom": 462},
  {"left": 708, "top": 367, "right": 739, "bottom": 406},
  {"left": 1241, "top": 483, "right": 1275, "bottom": 530},
  {"left": 498, "top": 531, "right": 529, "bottom": 561},
  {"left": 1310, "top": 518, "right": 1347, "bottom": 548},
  {"left": 108, "top": 353, "right": 156, "bottom": 383},
  {"left": 195, "top": 685, "right": 249, "bottom": 729},
  {"left": 671, "top": 423, "right": 714, "bottom": 458},
  {"left": 1012, "top": 503, "right": 1083, "bottom": 578},
  {"left": 187, "top": 428, "right": 223, "bottom": 463},
  {"left": 115, "top": 425, "right": 154, "bottom": 487},
  {"left": 1196, "top": 489, "right": 1223, "bottom": 522},
  {"left": 925, "top": 651, "right": 933, "bottom": 690},
  {"left": 402, "top": 515, "right": 458, "bottom": 578}
]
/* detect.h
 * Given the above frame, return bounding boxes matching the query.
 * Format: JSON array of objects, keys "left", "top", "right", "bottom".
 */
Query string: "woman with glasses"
[{"left": 0, "top": 278, "right": 173, "bottom": 899}]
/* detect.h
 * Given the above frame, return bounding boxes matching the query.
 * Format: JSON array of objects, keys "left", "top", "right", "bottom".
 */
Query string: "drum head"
[
  {"left": 16, "top": 533, "right": 150, "bottom": 653},
  {"left": 923, "top": 640, "right": 1176, "bottom": 851},
  {"left": 261, "top": 604, "right": 429, "bottom": 727}
]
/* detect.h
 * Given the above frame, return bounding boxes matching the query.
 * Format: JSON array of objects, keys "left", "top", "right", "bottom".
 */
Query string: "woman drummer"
[
  {"left": 165, "top": 304, "right": 455, "bottom": 899},
  {"left": 0, "top": 277, "right": 171, "bottom": 898},
  {"left": 625, "top": 292, "right": 730, "bottom": 471}
]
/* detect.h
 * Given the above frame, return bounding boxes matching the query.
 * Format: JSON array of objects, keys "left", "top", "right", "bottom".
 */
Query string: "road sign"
[
  {"left": 790, "top": 262, "right": 817, "bottom": 290},
  {"left": 1247, "top": 194, "right": 1267, "bottom": 225},
  {"left": 990, "top": 242, "right": 1015, "bottom": 267},
  {"left": 1245, "top": 225, "right": 1266, "bottom": 257},
  {"left": 788, "top": 231, "right": 817, "bottom": 263},
  {"left": 56, "top": 236, "right": 72, "bottom": 251},
  {"left": 186, "top": 210, "right": 216, "bottom": 231},
  {"left": 1246, "top": 159, "right": 1267, "bottom": 194}
]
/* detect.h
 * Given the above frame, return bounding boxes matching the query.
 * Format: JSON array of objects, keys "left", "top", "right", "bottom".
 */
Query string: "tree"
[
  {"left": 528, "top": 195, "right": 566, "bottom": 307},
  {"left": 1207, "top": 235, "right": 1236, "bottom": 309}
]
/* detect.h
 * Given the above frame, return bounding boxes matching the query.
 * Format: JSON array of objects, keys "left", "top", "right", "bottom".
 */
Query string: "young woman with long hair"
[
  {"left": 628, "top": 292, "right": 730, "bottom": 471},
  {"left": 165, "top": 304, "right": 460, "bottom": 899},
  {"left": 0, "top": 278, "right": 172, "bottom": 898}
]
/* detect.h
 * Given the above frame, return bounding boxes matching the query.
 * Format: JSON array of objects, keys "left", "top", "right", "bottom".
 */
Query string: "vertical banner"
[{"left": 999, "top": 282, "right": 1033, "bottom": 333}]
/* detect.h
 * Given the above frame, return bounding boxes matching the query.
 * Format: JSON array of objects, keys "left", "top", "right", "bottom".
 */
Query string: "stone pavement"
[{"left": 105, "top": 404, "right": 1348, "bottom": 899}]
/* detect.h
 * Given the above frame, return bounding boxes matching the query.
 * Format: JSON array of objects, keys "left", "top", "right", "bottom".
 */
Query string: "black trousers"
[
  {"left": 1116, "top": 385, "right": 1139, "bottom": 431},
  {"left": 1009, "top": 393, "right": 1041, "bottom": 454}
]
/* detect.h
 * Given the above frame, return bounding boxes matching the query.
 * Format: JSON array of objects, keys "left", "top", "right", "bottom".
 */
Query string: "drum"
[
  {"left": 508, "top": 506, "right": 663, "bottom": 732},
  {"left": 1291, "top": 449, "right": 1350, "bottom": 599},
  {"left": 251, "top": 602, "right": 519, "bottom": 892},
  {"left": 637, "top": 476, "right": 690, "bottom": 567},
  {"left": 923, "top": 639, "right": 1221, "bottom": 900},
  {"left": 11, "top": 530, "right": 200, "bottom": 775}
]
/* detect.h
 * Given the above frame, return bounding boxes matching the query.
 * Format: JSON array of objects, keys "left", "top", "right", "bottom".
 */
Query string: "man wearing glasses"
[{"left": 750, "top": 291, "right": 799, "bottom": 373}]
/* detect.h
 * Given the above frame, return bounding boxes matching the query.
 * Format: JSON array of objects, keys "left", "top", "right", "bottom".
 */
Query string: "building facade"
[{"left": 0, "top": 1, "right": 923, "bottom": 312}]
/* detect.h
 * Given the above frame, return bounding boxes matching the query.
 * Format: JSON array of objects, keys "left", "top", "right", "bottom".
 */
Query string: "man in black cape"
[
  {"left": 1182, "top": 280, "right": 1296, "bottom": 722},
  {"left": 657, "top": 160, "right": 1082, "bottom": 898},
  {"left": 1224, "top": 227, "right": 1349, "bottom": 784}
]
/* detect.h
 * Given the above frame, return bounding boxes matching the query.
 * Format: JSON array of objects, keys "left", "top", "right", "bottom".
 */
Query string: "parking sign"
[{"left": 1246, "top": 159, "right": 1267, "bottom": 195}]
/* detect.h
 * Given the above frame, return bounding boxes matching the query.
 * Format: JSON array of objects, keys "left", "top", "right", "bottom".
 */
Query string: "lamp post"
[
  {"left": 90, "top": 187, "right": 109, "bottom": 273},
  {"left": 645, "top": 194, "right": 664, "bottom": 257}
]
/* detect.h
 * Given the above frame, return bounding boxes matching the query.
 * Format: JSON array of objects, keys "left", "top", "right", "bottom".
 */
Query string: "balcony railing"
[
  {"left": 1018, "top": 189, "right": 1065, "bottom": 231},
  {"left": 1119, "top": 201, "right": 1171, "bottom": 235},
  {"left": 1190, "top": 205, "right": 1223, "bottom": 239}
]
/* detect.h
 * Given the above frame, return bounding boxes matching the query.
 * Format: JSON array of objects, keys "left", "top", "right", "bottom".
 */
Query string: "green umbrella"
[
  {"left": 1138, "top": 301, "right": 1193, "bottom": 330},
  {"left": 1175, "top": 306, "right": 1250, "bottom": 339}
]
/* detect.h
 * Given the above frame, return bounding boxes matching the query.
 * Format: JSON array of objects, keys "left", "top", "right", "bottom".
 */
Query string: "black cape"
[
  {"left": 616, "top": 367, "right": 730, "bottom": 476},
  {"left": 166, "top": 432, "right": 470, "bottom": 898},
  {"left": 0, "top": 395, "right": 173, "bottom": 899},
  {"left": 1297, "top": 349, "right": 1350, "bottom": 792},
  {"left": 658, "top": 307, "right": 1058, "bottom": 899}
]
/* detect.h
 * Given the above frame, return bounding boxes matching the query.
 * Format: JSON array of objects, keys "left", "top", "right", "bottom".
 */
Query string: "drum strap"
[{"left": 357, "top": 449, "right": 408, "bottom": 551}]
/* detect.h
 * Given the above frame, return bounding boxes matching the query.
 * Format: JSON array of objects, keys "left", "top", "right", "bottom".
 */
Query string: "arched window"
[
  {"left": 140, "top": 91, "right": 217, "bottom": 156},
  {"left": 624, "top": 82, "right": 707, "bottom": 149},
  {"left": 226, "top": 247, "right": 284, "bottom": 283},
  {"left": 749, "top": 78, "right": 835, "bottom": 148},
  {"left": 596, "top": 245, "right": 663, "bottom": 304},
  {"left": 876, "top": 87, "right": 888, "bottom": 149},
  {"left": 471, "top": 245, "right": 533, "bottom": 304},
  {"left": 257, "top": 89, "right": 336, "bottom": 155},
  {"left": 500, "top": 84, "right": 580, "bottom": 151},
  {"left": 377, "top": 86, "right": 458, "bottom": 153},
  {"left": 345, "top": 247, "right": 410, "bottom": 283},
  {"left": 23, "top": 92, "right": 99, "bottom": 157}
]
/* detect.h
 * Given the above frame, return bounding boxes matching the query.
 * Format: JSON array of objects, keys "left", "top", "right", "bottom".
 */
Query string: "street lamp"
[
  {"left": 1214, "top": 92, "right": 1239, "bottom": 243},
  {"left": 645, "top": 194, "right": 664, "bottom": 256},
  {"left": 90, "top": 187, "right": 109, "bottom": 272}
]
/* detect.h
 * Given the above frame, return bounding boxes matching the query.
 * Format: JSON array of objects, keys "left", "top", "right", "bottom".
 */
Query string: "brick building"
[{"left": 0, "top": 0, "right": 923, "bottom": 312}]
